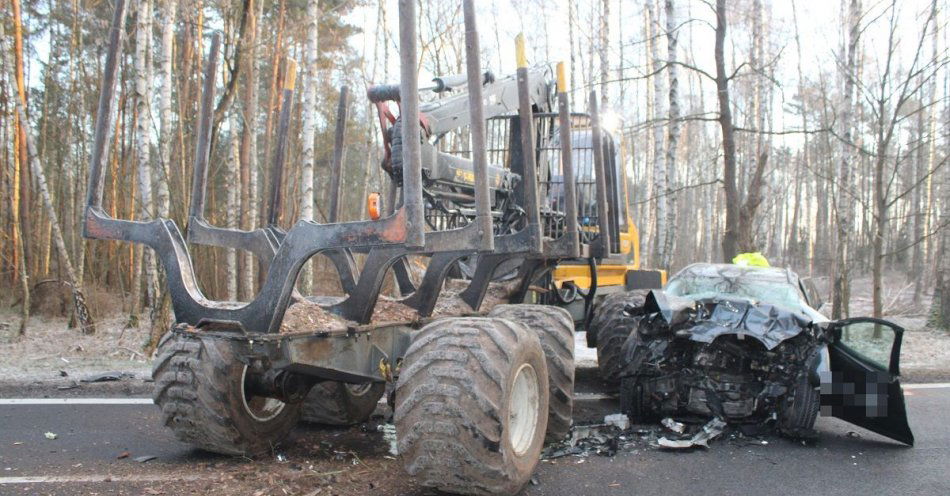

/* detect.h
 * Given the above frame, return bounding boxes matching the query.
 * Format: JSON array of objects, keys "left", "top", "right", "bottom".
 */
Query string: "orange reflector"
[{"left": 367, "top": 192, "right": 381, "bottom": 220}]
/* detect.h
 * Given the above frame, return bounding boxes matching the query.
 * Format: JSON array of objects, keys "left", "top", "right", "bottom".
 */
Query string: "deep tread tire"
[
  {"left": 594, "top": 290, "right": 648, "bottom": 387},
  {"left": 395, "top": 317, "right": 549, "bottom": 496},
  {"left": 489, "top": 304, "right": 575, "bottom": 443},
  {"left": 152, "top": 329, "right": 301, "bottom": 457},
  {"left": 588, "top": 289, "right": 649, "bottom": 347},
  {"left": 301, "top": 381, "right": 386, "bottom": 425}
]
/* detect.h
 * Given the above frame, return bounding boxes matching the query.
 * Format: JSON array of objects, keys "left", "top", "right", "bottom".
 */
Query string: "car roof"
[{"left": 668, "top": 263, "right": 801, "bottom": 287}]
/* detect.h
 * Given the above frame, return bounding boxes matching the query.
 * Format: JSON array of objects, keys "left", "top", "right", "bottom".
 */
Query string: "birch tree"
[
  {"left": 227, "top": 112, "right": 241, "bottom": 301},
  {"left": 299, "top": 0, "right": 320, "bottom": 293},
  {"left": 647, "top": 0, "right": 669, "bottom": 268},
  {"left": 130, "top": 0, "right": 155, "bottom": 326},
  {"left": 832, "top": 0, "right": 861, "bottom": 319},
  {"left": 155, "top": 0, "right": 176, "bottom": 220},
  {"left": 662, "top": 0, "right": 680, "bottom": 268}
]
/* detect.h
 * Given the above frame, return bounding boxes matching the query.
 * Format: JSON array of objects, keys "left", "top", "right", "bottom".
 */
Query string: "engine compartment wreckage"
[
  {"left": 619, "top": 292, "right": 826, "bottom": 437},
  {"left": 590, "top": 263, "right": 916, "bottom": 447}
]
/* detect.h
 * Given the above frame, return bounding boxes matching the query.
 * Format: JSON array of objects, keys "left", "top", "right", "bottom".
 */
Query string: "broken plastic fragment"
[
  {"left": 661, "top": 417, "right": 686, "bottom": 434},
  {"left": 44, "top": 432, "right": 58, "bottom": 440},
  {"left": 378, "top": 423, "right": 398, "bottom": 456},
  {"left": 604, "top": 414, "right": 629, "bottom": 431}
]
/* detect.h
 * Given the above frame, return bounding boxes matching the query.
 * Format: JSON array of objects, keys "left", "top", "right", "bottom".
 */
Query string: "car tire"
[{"left": 778, "top": 372, "right": 820, "bottom": 438}]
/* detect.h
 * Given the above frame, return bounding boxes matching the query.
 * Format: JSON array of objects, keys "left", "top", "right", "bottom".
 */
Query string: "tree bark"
[
  {"left": 130, "top": 0, "right": 155, "bottom": 326},
  {"left": 663, "top": 0, "right": 680, "bottom": 268},
  {"left": 156, "top": 0, "right": 177, "bottom": 220},
  {"left": 11, "top": 0, "right": 32, "bottom": 304},
  {"left": 298, "top": 0, "right": 320, "bottom": 293},
  {"left": 832, "top": 0, "right": 860, "bottom": 320},
  {"left": 647, "top": 0, "right": 669, "bottom": 268},
  {"left": 715, "top": 0, "right": 739, "bottom": 262}
]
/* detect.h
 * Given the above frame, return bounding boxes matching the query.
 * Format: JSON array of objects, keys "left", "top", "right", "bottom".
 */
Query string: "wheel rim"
[
  {"left": 240, "top": 366, "right": 286, "bottom": 422},
  {"left": 508, "top": 363, "right": 540, "bottom": 456}
]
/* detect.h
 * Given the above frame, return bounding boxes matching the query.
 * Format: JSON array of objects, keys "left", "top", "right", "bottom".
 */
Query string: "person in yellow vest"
[{"left": 732, "top": 252, "right": 770, "bottom": 267}]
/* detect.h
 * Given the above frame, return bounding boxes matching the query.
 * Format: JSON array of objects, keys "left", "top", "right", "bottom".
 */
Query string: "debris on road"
[
  {"left": 661, "top": 417, "right": 686, "bottom": 434},
  {"left": 657, "top": 417, "right": 727, "bottom": 449},
  {"left": 134, "top": 455, "right": 158, "bottom": 463},
  {"left": 44, "top": 431, "right": 57, "bottom": 440},
  {"left": 81, "top": 371, "right": 132, "bottom": 383},
  {"left": 377, "top": 424, "right": 398, "bottom": 456},
  {"left": 604, "top": 413, "right": 630, "bottom": 430},
  {"left": 117, "top": 451, "right": 130, "bottom": 459}
]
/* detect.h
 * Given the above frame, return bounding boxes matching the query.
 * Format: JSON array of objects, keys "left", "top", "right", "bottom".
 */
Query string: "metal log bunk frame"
[{"left": 82, "top": 0, "right": 614, "bottom": 384}]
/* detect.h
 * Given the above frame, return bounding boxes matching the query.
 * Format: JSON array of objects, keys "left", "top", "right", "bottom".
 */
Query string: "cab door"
[{"left": 824, "top": 318, "right": 914, "bottom": 445}]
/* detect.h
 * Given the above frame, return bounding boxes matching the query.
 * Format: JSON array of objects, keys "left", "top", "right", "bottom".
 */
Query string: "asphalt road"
[{"left": 1, "top": 382, "right": 948, "bottom": 496}]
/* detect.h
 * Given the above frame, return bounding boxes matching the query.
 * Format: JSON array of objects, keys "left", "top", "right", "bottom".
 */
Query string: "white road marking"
[
  {"left": 1, "top": 383, "right": 947, "bottom": 407},
  {"left": 0, "top": 398, "right": 153, "bottom": 405},
  {"left": 0, "top": 474, "right": 206, "bottom": 484},
  {"left": 903, "top": 382, "right": 950, "bottom": 389}
]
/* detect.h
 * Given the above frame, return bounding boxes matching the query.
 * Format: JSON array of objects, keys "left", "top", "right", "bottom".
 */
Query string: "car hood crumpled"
[{"left": 641, "top": 290, "right": 814, "bottom": 350}]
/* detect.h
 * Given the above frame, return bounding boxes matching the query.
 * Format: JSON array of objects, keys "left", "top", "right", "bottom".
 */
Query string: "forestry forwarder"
[{"left": 81, "top": 1, "right": 660, "bottom": 495}]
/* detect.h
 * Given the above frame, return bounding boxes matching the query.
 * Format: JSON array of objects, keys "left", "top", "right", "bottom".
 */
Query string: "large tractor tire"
[
  {"left": 593, "top": 290, "right": 648, "bottom": 387},
  {"left": 587, "top": 289, "right": 649, "bottom": 347},
  {"left": 302, "top": 381, "right": 386, "bottom": 425},
  {"left": 152, "top": 330, "right": 301, "bottom": 457},
  {"left": 489, "top": 304, "right": 575, "bottom": 443},
  {"left": 395, "top": 317, "right": 549, "bottom": 496}
]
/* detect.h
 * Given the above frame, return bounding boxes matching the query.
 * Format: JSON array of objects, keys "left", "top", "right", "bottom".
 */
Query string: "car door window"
[{"left": 836, "top": 320, "right": 899, "bottom": 373}]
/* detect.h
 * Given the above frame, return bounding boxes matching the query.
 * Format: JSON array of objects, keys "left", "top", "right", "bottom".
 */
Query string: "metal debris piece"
[
  {"left": 661, "top": 417, "right": 686, "bottom": 434},
  {"left": 657, "top": 417, "right": 727, "bottom": 449},
  {"left": 133, "top": 455, "right": 157, "bottom": 463}
]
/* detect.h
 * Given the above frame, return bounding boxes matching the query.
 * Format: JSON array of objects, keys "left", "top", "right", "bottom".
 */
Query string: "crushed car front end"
[{"left": 618, "top": 290, "right": 830, "bottom": 437}]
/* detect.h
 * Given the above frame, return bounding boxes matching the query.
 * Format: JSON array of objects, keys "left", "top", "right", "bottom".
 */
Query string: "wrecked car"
[{"left": 591, "top": 263, "right": 915, "bottom": 445}]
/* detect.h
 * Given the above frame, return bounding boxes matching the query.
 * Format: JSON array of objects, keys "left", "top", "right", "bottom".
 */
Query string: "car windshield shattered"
[{"left": 664, "top": 264, "right": 806, "bottom": 311}]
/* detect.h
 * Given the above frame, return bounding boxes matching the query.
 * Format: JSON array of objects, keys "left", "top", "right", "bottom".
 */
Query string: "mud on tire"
[
  {"left": 588, "top": 289, "right": 649, "bottom": 347},
  {"left": 395, "top": 317, "right": 549, "bottom": 496},
  {"left": 489, "top": 304, "right": 575, "bottom": 443},
  {"left": 302, "top": 381, "right": 385, "bottom": 425},
  {"left": 152, "top": 329, "right": 301, "bottom": 456}
]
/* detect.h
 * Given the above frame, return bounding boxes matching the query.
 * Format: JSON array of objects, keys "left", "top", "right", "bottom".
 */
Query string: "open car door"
[{"left": 823, "top": 317, "right": 914, "bottom": 445}]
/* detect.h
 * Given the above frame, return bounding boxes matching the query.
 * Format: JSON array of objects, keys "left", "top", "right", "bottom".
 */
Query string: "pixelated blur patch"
[{"left": 820, "top": 370, "right": 891, "bottom": 417}]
